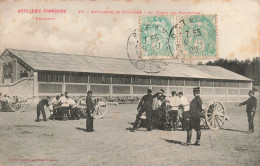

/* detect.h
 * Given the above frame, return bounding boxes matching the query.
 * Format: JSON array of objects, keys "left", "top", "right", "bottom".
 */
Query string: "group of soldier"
[
  {"left": 0, "top": 93, "right": 19, "bottom": 111},
  {"left": 133, "top": 87, "right": 202, "bottom": 145},
  {"left": 33, "top": 87, "right": 257, "bottom": 144},
  {"left": 35, "top": 92, "right": 82, "bottom": 122},
  {"left": 133, "top": 87, "right": 257, "bottom": 146},
  {"left": 35, "top": 91, "right": 95, "bottom": 132}
]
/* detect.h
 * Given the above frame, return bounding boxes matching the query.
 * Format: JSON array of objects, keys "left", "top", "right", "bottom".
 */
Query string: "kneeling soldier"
[{"left": 184, "top": 87, "right": 202, "bottom": 146}]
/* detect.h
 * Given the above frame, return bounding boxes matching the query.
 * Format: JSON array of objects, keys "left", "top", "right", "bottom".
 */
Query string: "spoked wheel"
[
  {"left": 15, "top": 97, "right": 26, "bottom": 112},
  {"left": 92, "top": 97, "right": 107, "bottom": 119},
  {"left": 9, "top": 97, "right": 26, "bottom": 112},
  {"left": 205, "top": 101, "right": 227, "bottom": 130}
]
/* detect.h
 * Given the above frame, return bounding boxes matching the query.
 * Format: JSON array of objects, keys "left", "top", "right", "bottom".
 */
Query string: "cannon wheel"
[
  {"left": 205, "top": 101, "right": 227, "bottom": 130},
  {"left": 12, "top": 97, "right": 26, "bottom": 112},
  {"left": 77, "top": 97, "right": 107, "bottom": 119},
  {"left": 92, "top": 97, "right": 107, "bottom": 119}
]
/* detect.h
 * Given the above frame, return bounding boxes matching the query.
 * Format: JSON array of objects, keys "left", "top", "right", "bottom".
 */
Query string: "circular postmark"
[
  {"left": 127, "top": 29, "right": 169, "bottom": 73},
  {"left": 181, "top": 15, "right": 217, "bottom": 58}
]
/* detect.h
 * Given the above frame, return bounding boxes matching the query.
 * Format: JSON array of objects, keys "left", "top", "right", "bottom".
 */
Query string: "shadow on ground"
[
  {"left": 162, "top": 138, "right": 183, "bottom": 145},
  {"left": 221, "top": 128, "right": 247, "bottom": 133},
  {"left": 76, "top": 127, "right": 87, "bottom": 132}
]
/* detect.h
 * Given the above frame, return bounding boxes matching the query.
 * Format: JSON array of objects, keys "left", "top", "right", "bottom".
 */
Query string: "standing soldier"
[
  {"left": 236, "top": 90, "right": 257, "bottom": 133},
  {"left": 166, "top": 91, "right": 179, "bottom": 131},
  {"left": 133, "top": 89, "right": 153, "bottom": 131},
  {"left": 184, "top": 87, "right": 202, "bottom": 146},
  {"left": 178, "top": 92, "right": 190, "bottom": 131},
  {"left": 60, "top": 94, "right": 69, "bottom": 120},
  {"left": 86, "top": 91, "right": 95, "bottom": 132},
  {"left": 50, "top": 95, "right": 61, "bottom": 120},
  {"left": 35, "top": 96, "right": 51, "bottom": 122}
]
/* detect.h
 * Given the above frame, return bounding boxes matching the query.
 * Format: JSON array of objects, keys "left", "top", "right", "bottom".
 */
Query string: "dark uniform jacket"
[
  {"left": 38, "top": 99, "right": 49, "bottom": 109},
  {"left": 86, "top": 96, "right": 94, "bottom": 114},
  {"left": 189, "top": 96, "right": 202, "bottom": 120},
  {"left": 137, "top": 94, "right": 154, "bottom": 110},
  {"left": 239, "top": 96, "right": 257, "bottom": 112}
]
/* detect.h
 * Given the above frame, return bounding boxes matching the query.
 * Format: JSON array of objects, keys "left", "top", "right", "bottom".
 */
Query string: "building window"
[
  {"left": 66, "top": 84, "right": 88, "bottom": 93},
  {"left": 227, "top": 81, "right": 239, "bottom": 88},
  {"left": 169, "top": 79, "right": 184, "bottom": 86},
  {"left": 185, "top": 79, "right": 199, "bottom": 86},
  {"left": 228, "top": 89, "right": 239, "bottom": 95},
  {"left": 65, "top": 74, "right": 88, "bottom": 83},
  {"left": 152, "top": 86, "right": 167, "bottom": 93},
  {"left": 90, "top": 85, "right": 110, "bottom": 94},
  {"left": 151, "top": 78, "right": 168, "bottom": 85},
  {"left": 112, "top": 85, "right": 131, "bottom": 94},
  {"left": 38, "top": 73, "right": 63, "bottom": 82},
  {"left": 214, "top": 81, "right": 227, "bottom": 87},
  {"left": 133, "top": 86, "right": 150, "bottom": 94},
  {"left": 132, "top": 76, "right": 150, "bottom": 85},
  {"left": 200, "top": 80, "right": 213, "bottom": 87},
  {"left": 214, "top": 88, "right": 226, "bottom": 95},
  {"left": 39, "top": 83, "right": 62, "bottom": 93},
  {"left": 201, "top": 88, "right": 213, "bottom": 95},
  {"left": 239, "top": 82, "right": 251, "bottom": 88},
  {"left": 112, "top": 76, "right": 131, "bottom": 84},
  {"left": 89, "top": 74, "right": 110, "bottom": 84}
]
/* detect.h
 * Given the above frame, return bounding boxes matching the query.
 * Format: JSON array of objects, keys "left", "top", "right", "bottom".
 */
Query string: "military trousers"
[
  {"left": 36, "top": 105, "right": 47, "bottom": 120},
  {"left": 247, "top": 111, "right": 255, "bottom": 132},
  {"left": 86, "top": 112, "right": 94, "bottom": 131}
]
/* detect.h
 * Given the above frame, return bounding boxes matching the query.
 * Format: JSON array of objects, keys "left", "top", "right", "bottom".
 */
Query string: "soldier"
[
  {"left": 236, "top": 90, "right": 257, "bottom": 133},
  {"left": 60, "top": 94, "right": 69, "bottom": 120},
  {"left": 86, "top": 91, "right": 95, "bottom": 132},
  {"left": 184, "top": 87, "right": 202, "bottom": 146},
  {"left": 35, "top": 96, "right": 51, "bottom": 122},
  {"left": 178, "top": 92, "right": 190, "bottom": 131},
  {"left": 152, "top": 89, "right": 167, "bottom": 129},
  {"left": 166, "top": 91, "right": 179, "bottom": 131},
  {"left": 50, "top": 95, "right": 61, "bottom": 120},
  {"left": 133, "top": 89, "right": 153, "bottom": 131}
]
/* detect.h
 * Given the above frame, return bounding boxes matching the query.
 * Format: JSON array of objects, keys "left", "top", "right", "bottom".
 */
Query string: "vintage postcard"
[{"left": 0, "top": 0, "right": 259, "bottom": 166}]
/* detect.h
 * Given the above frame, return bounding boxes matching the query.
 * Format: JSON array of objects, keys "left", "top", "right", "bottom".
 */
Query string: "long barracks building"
[{"left": 0, "top": 49, "right": 253, "bottom": 103}]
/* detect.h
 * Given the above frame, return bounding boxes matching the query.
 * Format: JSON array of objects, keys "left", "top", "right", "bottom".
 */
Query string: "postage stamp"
[
  {"left": 139, "top": 15, "right": 174, "bottom": 60},
  {"left": 139, "top": 14, "right": 218, "bottom": 60},
  {"left": 181, "top": 14, "right": 217, "bottom": 59},
  {"left": 127, "top": 29, "right": 169, "bottom": 73}
]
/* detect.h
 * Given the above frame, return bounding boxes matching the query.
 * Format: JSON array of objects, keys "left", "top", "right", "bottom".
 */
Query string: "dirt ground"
[{"left": 0, "top": 102, "right": 260, "bottom": 166}]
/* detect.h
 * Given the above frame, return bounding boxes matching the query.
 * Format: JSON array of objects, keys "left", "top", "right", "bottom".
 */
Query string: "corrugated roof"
[{"left": 1, "top": 48, "right": 252, "bottom": 81}]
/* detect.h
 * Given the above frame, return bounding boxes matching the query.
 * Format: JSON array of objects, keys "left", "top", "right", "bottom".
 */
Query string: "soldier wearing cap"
[
  {"left": 133, "top": 89, "right": 153, "bottom": 131},
  {"left": 184, "top": 87, "right": 202, "bottom": 146},
  {"left": 86, "top": 90, "right": 95, "bottom": 132},
  {"left": 236, "top": 90, "right": 257, "bottom": 133}
]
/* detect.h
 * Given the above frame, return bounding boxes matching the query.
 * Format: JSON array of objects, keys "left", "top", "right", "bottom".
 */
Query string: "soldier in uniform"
[
  {"left": 86, "top": 91, "right": 95, "bottom": 132},
  {"left": 184, "top": 87, "right": 202, "bottom": 146},
  {"left": 178, "top": 92, "right": 190, "bottom": 131},
  {"left": 133, "top": 89, "right": 153, "bottom": 131},
  {"left": 166, "top": 91, "right": 179, "bottom": 131},
  {"left": 236, "top": 90, "right": 257, "bottom": 133},
  {"left": 50, "top": 95, "right": 61, "bottom": 120},
  {"left": 35, "top": 96, "right": 51, "bottom": 122}
]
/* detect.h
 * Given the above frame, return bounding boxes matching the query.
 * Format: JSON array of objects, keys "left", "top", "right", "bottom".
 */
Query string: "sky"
[{"left": 0, "top": 0, "right": 259, "bottom": 63}]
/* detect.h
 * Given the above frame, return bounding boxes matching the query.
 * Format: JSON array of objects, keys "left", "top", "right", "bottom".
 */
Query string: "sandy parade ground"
[{"left": 0, "top": 102, "right": 260, "bottom": 166}]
